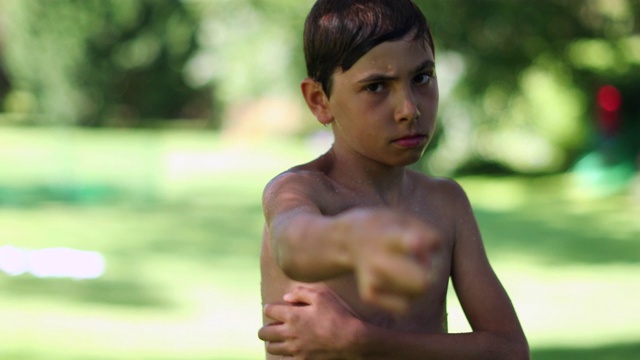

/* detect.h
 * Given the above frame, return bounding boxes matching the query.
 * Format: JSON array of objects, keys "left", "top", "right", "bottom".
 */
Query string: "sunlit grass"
[{"left": 0, "top": 127, "right": 638, "bottom": 359}]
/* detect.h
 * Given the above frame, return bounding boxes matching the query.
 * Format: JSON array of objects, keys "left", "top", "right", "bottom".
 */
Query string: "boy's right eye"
[{"left": 365, "top": 83, "right": 386, "bottom": 93}]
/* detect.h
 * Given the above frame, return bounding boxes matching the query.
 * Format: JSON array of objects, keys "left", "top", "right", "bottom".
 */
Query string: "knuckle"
[
  {"left": 360, "top": 284, "right": 376, "bottom": 303},
  {"left": 289, "top": 342, "right": 302, "bottom": 354},
  {"left": 288, "top": 312, "right": 301, "bottom": 323}
]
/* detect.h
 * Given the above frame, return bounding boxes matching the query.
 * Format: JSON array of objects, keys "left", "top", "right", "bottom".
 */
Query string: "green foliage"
[
  {"left": 186, "top": 0, "right": 310, "bottom": 103},
  {"left": 416, "top": 0, "right": 640, "bottom": 174},
  {"left": 1, "top": 0, "right": 209, "bottom": 126},
  {"left": 419, "top": 0, "right": 640, "bottom": 92}
]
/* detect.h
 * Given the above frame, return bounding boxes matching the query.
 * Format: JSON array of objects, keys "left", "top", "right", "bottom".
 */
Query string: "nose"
[{"left": 395, "top": 87, "right": 420, "bottom": 122}]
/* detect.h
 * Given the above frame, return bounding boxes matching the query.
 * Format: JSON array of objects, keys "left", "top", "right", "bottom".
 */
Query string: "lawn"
[{"left": 0, "top": 127, "right": 638, "bottom": 359}]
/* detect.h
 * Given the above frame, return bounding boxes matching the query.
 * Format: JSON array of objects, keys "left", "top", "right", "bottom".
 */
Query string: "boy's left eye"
[{"left": 413, "top": 73, "right": 432, "bottom": 85}]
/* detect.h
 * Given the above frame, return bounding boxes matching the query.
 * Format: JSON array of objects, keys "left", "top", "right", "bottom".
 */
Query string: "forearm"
[
  {"left": 355, "top": 325, "right": 529, "bottom": 360},
  {"left": 270, "top": 211, "right": 352, "bottom": 282}
]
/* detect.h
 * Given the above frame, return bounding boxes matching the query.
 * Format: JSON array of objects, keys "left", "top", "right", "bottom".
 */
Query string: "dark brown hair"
[{"left": 304, "top": 0, "right": 435, "bottom": 96}]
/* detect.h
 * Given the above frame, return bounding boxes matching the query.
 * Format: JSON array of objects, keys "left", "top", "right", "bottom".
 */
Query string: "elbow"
[
  {"left": 502, "top": 335, "right": 530, "bottom": 360},
  {"left": 484, "top": 331, "right": 529, "bottom": 360},
  {"left": 511, "top": 345, "right": 530, "bottom": 360},
  {"left": 514, "top": 340, "right": 531, "bottom": 360}
]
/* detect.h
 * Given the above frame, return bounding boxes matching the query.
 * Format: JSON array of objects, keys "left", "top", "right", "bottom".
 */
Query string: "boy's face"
[{"left": 327, "top": 33, "right": 438, "bottom": 167}]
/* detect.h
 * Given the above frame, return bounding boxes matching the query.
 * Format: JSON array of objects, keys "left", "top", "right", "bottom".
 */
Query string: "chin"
[
  {"left": 391, "top": 155, "right": 423, "bottom": 167},
  {"left": 397, "top": 149, "right": 427, "bottom": 166}
]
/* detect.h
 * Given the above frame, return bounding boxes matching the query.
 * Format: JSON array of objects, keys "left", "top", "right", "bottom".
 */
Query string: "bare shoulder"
[
  {"left": 410, "top": 171, "right": 471, "bottom": 208},
  {"left": 262, "top": 153, "right": 336, "bottom": 212}
]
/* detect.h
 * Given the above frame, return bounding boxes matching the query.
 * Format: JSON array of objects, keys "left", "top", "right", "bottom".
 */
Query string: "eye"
[
  {"left": 413, "top": 72, "right": 434, "bottom": 86},
  {"left": 365, "top": 82, "right": 387, "bottom": 93}
]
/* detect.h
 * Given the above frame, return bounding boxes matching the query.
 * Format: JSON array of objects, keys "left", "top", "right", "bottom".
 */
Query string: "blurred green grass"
[{"left": 0, "top": 128, "right": 638, "bottom": 359}]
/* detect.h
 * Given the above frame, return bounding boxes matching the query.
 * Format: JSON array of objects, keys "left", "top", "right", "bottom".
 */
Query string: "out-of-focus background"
[{"left": 0, "top": 0, "right": 638, "bottom": 359}]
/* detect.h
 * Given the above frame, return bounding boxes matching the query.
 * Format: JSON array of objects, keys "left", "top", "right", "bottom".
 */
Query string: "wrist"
[
  {"left": 335, "top": 208, "right": 365, "bottom": 270},
  {"left": 348, "top": 318, "right": 386, "bottom": 359},
  {"left": 343, "top": 316, "right": 369, "bottom": 359}
]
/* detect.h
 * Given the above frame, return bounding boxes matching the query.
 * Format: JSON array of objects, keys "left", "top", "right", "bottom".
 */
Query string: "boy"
[{"left": 258, "top": 0, "right": 529, "bottom": 358}]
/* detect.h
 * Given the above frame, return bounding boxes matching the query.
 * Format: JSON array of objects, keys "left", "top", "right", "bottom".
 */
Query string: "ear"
[{"left": 301, "top": 78, "right": 333, "bottom": 126}]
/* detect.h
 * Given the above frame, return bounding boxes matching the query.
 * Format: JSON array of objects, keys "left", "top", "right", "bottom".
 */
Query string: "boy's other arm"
[
  {"left": 360, "top": 182, "right": 528, "bottom": 359},
  {"left": 447, "top": 181, "right": 528, "bottom": 358},
  {"left": 263, "top": 172, "right": 441, "bottom": 313}
]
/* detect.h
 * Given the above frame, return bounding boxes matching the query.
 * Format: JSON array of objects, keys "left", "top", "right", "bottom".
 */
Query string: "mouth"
[{"left": 391, "top": 134, "right": 428, "bottom": 148}]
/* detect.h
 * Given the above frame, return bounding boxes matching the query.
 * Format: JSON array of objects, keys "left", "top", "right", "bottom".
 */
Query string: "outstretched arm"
[{"left": 264, "top": 172, "right": 441, "bottom": 312}]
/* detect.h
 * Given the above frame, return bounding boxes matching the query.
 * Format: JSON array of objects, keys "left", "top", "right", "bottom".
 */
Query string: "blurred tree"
[
  {"left": 0, "top": 0, "right": 211, "bottom": 127},
  {"left": 416, "top": 0, "right": 640, "bottom": 174},
  {"left": 0, "top": 61, "right": 8, "bottom": 107},
  {"left": 0, "top": 0, "right": 637, "bottom": 176},
  {"left": 183, "top": 0, "right": 312, "bottom": 137}
]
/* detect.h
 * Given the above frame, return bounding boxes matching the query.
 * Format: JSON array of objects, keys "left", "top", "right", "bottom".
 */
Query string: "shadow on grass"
[
  {"left": 461, "top": 176, "right": 640, "bottom": 265},
  {"left": 0, "top": 184, "right": 126, "bottom": 207},
  {"left": 476, "top": 206, "right": 640, "bottom": 264},
  {"left": 138, "top": 200, "right": 265, "bottom": 261},
  {"left": 2, "top": 175, "right": 636, "bottom": 311},
  {"left": 532, "top": 341, "right": 640, "bottom": 360},
  {"left": 0, "top": 274, "right": 174, "bottom": 308},
  {"left": 0, "top": 186, "right": 265, "bottom": 309}
]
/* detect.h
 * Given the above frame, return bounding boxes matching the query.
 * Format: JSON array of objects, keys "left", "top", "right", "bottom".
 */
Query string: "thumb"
[{"left": 283, "top": 286, "right": 315, "bottom": 305}]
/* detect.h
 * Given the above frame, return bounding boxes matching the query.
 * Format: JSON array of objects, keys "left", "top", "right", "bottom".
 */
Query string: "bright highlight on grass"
[{"left": 0, "top": 245, "right": 105, "bottom": 279}]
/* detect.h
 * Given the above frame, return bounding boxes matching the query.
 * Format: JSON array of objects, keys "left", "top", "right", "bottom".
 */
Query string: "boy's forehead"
[{"left": 338, "top": 37, "right": 434, "bottom": 77}]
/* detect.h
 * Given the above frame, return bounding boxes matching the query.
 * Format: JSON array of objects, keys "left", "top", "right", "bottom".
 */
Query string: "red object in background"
[{"left": 597, "top": 85, "right": 622, "bottom": 136}]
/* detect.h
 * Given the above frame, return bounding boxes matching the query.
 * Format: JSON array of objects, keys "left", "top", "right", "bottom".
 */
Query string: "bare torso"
[{"left": 260, "top": 154, "right": 457, "bottom": 358}]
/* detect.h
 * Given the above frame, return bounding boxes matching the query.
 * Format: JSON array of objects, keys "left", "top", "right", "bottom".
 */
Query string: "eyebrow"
[{"left": 357, "top": 59, "right": 436, "bottom": 84}]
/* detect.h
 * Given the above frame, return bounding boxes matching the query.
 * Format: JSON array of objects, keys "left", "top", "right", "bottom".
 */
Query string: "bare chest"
[{"left": 324, "top": 261, "right": 450, "bottom": 333}]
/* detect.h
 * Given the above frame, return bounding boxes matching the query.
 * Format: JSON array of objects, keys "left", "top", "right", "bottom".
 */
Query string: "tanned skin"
[{"left": 259, "top": 34, "right": 529, "bottom": 360}]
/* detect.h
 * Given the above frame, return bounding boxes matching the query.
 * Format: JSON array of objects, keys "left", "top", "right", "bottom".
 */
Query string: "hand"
[
  {"left": 343, "top": 208, "right": 442, "bottom": 314},
  {"left": 258, "top": 286, "right": 363, "bottom": 359}
]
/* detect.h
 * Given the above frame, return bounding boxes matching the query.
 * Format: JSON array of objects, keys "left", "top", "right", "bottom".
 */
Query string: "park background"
[{"left": 0, "top": 0, "right": 638, "bottom": 359}]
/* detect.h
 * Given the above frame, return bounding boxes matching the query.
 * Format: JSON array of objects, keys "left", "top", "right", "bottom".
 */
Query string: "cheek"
[
  {"left": 428, "top": 97, "right": 439, "bottom": 118},
  {"left": 432, "top": 87, "right": 440, "bottom": 111},
  {"left": 420, "top": 87, "right": 439, "bottom": 117},
  {"left": 334, "top": 99, "right": 380, "bottom": 130}
]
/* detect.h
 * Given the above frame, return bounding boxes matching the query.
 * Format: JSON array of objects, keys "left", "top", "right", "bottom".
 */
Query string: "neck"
[{"left": 325, "top": 147, "right": 411, "bottom": 206}]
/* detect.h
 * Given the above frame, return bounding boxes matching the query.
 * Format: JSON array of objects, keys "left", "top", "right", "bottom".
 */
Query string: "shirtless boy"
[{"left": 258, "top": 0, "right": 529, "bottom": 358}]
